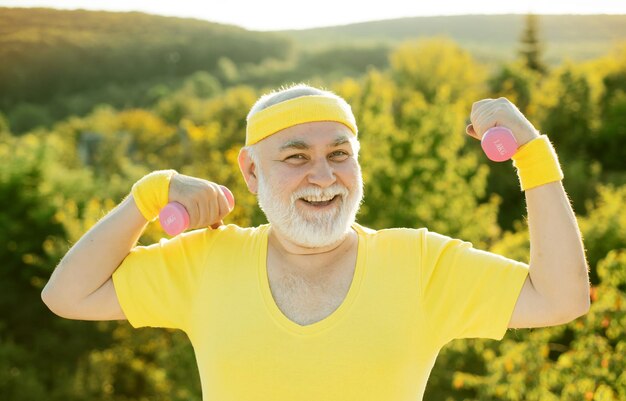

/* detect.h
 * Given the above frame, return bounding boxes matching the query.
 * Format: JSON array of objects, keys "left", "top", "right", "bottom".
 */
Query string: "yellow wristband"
[
  {"left": 511, "top": 135, "right": 564, "bottom": 191},
  {"left": 131, "top": 170, "right": 177, "bottom": 221}
]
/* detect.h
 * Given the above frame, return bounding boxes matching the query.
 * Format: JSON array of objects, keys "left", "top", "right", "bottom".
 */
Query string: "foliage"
[
  {"left": 390, "top": 37, "right": 486, "bottom": 103},
  {"left": 594, "top": 56, "right": 626, "bottom": 172},
  {"left": 488, "top": 61, "right": 541, "bottom": 114},
  {"left": 1, "top": 16, "right": 625, "bottom": 400},
  {"left": 3, "top": 10, "right": 626, "bottom": 134},
  {"left": 338, "top": 63, "right": 499, "bottom": 248},
  {"left": 0, "top": 132, "right": 117, "bottom": 401},
  {"left": 70, "top": 324, "right": 201, "bottom": 401},
  {"left": 426, "top": 183, "right": 626, "bottom": 401},
  {"left": 0, "top": 8, "right": 293, "bottom": 133}
]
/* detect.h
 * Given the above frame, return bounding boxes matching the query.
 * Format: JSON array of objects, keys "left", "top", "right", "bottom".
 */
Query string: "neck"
[
  {"left": 268, "top": 224, "right": 355, "bottom": 257},
  {"left": 267, "top": 225, "right": 358, "bottom": 279}
]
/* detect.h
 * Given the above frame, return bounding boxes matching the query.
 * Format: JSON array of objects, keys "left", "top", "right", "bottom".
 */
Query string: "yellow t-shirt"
[{"left": 112, "top": 223, "right": 528, "bottom": 401}]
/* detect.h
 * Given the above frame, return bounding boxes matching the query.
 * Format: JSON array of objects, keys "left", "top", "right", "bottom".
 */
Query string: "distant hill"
[
  {"left": 278, "top": 14, "right": 626, "bottom": 65},
  {"left": 1, "top": 8, "right": 625, "bottom": 133},
  {"left": 0, "top": 8, "right": 292, "bottom": 108}
]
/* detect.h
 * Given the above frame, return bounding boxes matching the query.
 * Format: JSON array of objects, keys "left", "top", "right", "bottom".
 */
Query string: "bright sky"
[{"left": 1, "top": 0, "right": 625, "bottom": 31}]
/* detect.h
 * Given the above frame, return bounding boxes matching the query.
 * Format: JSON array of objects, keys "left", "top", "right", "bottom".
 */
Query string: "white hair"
[{"left": 246, "top": 83, "right": 342, "bottom": 121}]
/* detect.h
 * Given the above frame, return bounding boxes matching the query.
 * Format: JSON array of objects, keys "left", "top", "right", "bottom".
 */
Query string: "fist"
[
  {"left": 168, "top": 174, "right": 234, "bottom": 230},
  {"left": 466, "top": 97, "right": 540, "bottom": 146}
]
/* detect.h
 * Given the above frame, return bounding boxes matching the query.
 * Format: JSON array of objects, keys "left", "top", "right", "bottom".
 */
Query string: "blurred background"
[{"left": 1, "top": 1, "right": 625, "bottom": 400}]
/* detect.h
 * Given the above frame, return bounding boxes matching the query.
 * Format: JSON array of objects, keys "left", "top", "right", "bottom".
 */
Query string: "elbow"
[
  {"left": 547, "top": 303, "right": 588, "bottom": 327},
  {"left": 575, "top": 296, "right": 591, "bottom": 319},
  {"left": 558, "top": 294, "right": 591, "bottom": 324},
  {"left": 41, "top": 286, "right": 60, "bottom": 316},
  {"left": 572, "top": 273, "right": 592, "bottom": 319},
  {"left": 553, "top": 263, "right": 592, "bottom": 324},
  {"left": 41, "top": 286, "right": 73, "bottom": 319},
  {"left": 542, "top": 284, "right": 590, "bottom": 326}
]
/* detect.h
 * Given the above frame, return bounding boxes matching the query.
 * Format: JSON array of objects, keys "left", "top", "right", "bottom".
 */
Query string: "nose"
[{"left": 307, "top": 158, "right": 336, "bottom": 187}]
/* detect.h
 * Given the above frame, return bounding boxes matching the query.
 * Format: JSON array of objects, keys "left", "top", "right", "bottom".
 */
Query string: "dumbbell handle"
[{"left": 159, "top": 185, "right": 234, "bottom": 236}]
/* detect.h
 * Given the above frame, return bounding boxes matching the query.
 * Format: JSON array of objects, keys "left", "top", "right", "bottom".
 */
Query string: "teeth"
[{"left": 302, "top": 195, "right": 335, "bottom": 202}]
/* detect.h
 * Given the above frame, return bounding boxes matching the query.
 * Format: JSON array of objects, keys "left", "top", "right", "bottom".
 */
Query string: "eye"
[
  {"left": 283, "top": 153, "right": 308, "bottom": 163},
  {"left": 330, "top": 150, "right": 350, "bottom": 161}
]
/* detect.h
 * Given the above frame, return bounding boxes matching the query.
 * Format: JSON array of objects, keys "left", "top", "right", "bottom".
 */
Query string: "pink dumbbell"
[
  {"left": 480, "top": 126, "right": 519, "bottom": 162},
  {"left": 159, "top": 185, "right": 235, "bottom": 236}
]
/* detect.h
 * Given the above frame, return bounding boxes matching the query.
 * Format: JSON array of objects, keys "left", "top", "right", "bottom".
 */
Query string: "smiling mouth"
[{"left": 299, "top": 195, "right": 340, "bottom": 207}]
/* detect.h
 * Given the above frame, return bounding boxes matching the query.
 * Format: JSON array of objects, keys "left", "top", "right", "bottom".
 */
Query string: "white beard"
[{"left": 256, "top": 166, "right": 363, "bottom": 248}]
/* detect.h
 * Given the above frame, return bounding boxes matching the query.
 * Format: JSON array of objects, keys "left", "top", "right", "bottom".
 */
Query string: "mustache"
[{"left": 290, "top": 184, "right": 350, "bottom": 203}]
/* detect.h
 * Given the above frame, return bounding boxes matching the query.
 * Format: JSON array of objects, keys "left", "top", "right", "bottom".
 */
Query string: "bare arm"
[
  {"left": 507, "top": 180, "right": 590, "bottom": 328},
  {"left": 41, "top": 173, "right": 233, "bottom": 321},
  {"left": 468, "top": 97, "right": 590, "bottom": 329},
  {"left": 41, "top": 195, "right": 147, "bottom": 320}
]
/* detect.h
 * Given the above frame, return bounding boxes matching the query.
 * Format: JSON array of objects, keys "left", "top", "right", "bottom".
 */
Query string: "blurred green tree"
[
  {"left": 2, "top": 31, "right": 624, "bottom": 401},
  {"left": 594, "top": 63, "right": 626, "bottom": 173},
  {"left": 348, "top": 46, "right": 499, "bottom": 248},
  {"left": 389, "top": 37, "right": 485, "bottom": 105},
  {"left": 452, "top": 184, "right": 626, "bottom": 401},
  {"left": 0, "top": 133, "right": 116, "bottom": 401},
  {"left": 519, "top": 14, "right": 547, "bottom": 75}
]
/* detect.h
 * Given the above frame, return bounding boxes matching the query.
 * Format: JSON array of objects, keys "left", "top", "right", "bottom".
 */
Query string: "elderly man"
[{"left": 42, "top": 84, "right": 590, "bottom": 401}]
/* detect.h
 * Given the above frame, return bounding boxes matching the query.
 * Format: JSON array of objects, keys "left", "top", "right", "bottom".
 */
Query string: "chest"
[{"left": 266, "top": 257, "right": 357, "bottom": 326}]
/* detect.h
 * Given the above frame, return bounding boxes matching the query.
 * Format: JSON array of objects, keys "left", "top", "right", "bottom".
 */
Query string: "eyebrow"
[{"left": 278, "top": 135, "right": 351, "bottom": 152}]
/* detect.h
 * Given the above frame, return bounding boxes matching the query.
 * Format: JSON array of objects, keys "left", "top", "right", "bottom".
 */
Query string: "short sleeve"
[
  {"left": 112, "top": 228, "right": 214, "bottom": 331},
  {"left": 419, "top": 230, "right": 529, "bottom": 344}
]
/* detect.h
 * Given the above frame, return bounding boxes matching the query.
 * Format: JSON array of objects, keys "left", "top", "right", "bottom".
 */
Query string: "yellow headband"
[{"left": 245, "top": 95, "right": 358, "bottom": 146}]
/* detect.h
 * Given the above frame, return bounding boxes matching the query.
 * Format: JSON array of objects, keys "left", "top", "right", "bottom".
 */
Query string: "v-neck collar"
[{"left": 257, "top": 223, "right": 368, "bottom": 335}]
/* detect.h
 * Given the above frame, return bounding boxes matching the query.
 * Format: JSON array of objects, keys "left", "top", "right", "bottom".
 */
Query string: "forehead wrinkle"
[
  {"left": 279, "top": 139, "right": 309, "bottom": 151},
  {"left": 278, "top": 134, "right": 352, "bottom": 152},
  {"left": 330, "top": 135, "right": 350, "bottom": 147}
]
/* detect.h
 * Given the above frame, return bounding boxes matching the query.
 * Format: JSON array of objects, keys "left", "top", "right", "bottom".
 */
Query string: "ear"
[{"left": 238, "top": 147, "right": 259, "bottom": 194}]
